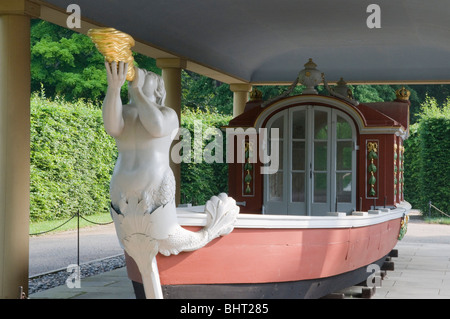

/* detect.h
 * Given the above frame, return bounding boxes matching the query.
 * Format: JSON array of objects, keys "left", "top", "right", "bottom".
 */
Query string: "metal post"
[
  {"left": 428, "top": 201, "right": 431, "bottom": 218},
  {"left": 77, "top": 210, "right": 80, "bottom": 267}
]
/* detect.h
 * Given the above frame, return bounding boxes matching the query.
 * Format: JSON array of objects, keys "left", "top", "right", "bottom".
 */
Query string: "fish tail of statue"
[
  {"left": 157, "top": 194, "right": 239, "bottom": 257},
  {"left": 204, "top": 193, "right": 240, "bottom": 241},
  {"left": 111, "top": 194, "right": 239, "bottom": 299}
]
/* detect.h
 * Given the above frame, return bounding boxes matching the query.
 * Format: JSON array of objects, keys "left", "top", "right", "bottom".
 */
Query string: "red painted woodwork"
[
  {"left": 227, "top": 94, "right": 410, "bottom": 214},
  {"left": 124, "top": 218, "right": 401, "bottom": 285}
]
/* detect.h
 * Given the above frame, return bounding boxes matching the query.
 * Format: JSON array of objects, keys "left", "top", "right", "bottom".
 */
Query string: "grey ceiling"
[{"left": 42, "top": 0, "right": 450, "bottom": 84}]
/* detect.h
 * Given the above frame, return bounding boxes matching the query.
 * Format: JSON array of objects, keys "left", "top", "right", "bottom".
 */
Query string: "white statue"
[{"left": 103, "top": 61, "right": 239, "bottom": 299}]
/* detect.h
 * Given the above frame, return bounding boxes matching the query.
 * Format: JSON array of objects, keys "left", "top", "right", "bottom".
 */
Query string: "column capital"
[
  {"left": 231, "top": 84, "right": 252, "bottom": 117},
  {"left": 0, "top": 0, "right": 40, "bottom": 17},
  {"left": 230, "top": 83, "right": 252, "bottom": 93},
  {"left": 156, "top": 58, "right": 187, "bottom": 70}
]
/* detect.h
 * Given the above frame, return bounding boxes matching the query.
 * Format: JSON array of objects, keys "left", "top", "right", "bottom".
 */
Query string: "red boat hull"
[
  {"left": 155, "top": 219, "right": 400, "bottom": 285},
  {"left": 126, "top": 213, "right": 403, "bottom": 296}
]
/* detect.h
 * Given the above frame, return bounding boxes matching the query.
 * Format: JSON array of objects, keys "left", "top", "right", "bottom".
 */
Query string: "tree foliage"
[
  {"left": 181, "top": 70, "right": 232, "bottom": 114},
  {"left": 180, "top": 108, "right": 232, "bottom": 205},
  {"left": 31, "top": 20, "right": 106, "bottom": 102},
  {"left": 31, "top": 19, "right": 159, "bottom": 104},
  {"left": 31, "top": 20, "right": 450, "bottom": 121}
]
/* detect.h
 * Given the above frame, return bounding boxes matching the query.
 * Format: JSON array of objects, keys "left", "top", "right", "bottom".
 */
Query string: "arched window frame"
[{"left": 262, "top": 104, "right": 357, "bottom": 216}]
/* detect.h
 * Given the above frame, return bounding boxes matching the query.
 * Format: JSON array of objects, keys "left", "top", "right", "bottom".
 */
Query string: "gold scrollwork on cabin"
[
  {"left": 394, "top": 143, "right": 398, "bottom": 197},
  {"left": 368, "top": 142, "right": 378, "bottom": 153},
  {"left": 400, "top": 145, "right": 405, "bottom": 197},
  {"left": 367, "top": 141, "right": 378, "bottom": 197},
  {"left": 398, "top": 214, "right": 409, "bottom": 240},
  {"left": 243, "top": 141, "right": 254, "bottom": 195}
]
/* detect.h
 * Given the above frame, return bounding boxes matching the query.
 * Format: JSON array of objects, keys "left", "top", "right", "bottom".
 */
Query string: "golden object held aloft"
[{"left": 88, "top": 28, "right": 135, "bottom": 81}]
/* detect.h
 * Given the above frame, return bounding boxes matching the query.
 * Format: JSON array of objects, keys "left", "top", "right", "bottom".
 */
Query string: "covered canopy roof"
[{"left": 37, "top": 0, "right": 450, "bottom": 85}]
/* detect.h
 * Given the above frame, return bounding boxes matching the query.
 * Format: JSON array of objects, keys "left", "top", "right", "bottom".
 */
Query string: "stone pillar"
[
  {"left": 156, "top": 58, "right": 186, "bottom": 206},
  {"left": 0, "top": 0, "right": 39, "bottom": 298},
  {"left": 230, "top": 84, "right": 252, "bottom": 117}
]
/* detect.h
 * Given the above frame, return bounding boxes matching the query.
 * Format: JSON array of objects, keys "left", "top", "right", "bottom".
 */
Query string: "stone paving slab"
[
  {"left": 29, "top": 267, "right": 135, "bottom": 299},
  {"left": 370, "top": 241, "right": 450, "bottom": 299}
]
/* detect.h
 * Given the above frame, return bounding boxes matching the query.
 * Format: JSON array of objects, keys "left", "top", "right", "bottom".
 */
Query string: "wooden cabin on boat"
[{"left": 227, "top": 75, "right": 410, "bottom": 217}]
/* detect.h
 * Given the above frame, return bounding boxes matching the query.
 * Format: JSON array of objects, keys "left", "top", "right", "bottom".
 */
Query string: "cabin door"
[{"left": 264, "top": 105, "right": 356, "bottom": 215}]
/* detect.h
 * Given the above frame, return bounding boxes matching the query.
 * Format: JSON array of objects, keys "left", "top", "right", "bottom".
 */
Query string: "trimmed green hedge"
[
  {"left": 404, "top": 97, "right": 450, "bottom": 216},
  {"left": 30, "top": 95, "right": 231, "bottom": 221},
  {"left": 33, "top": 92, "right": 450, "bottom": 220},
  {"left": 180, "top": 108, "right": 232, "bottom": 205},
  {"left": 30, "top": 93, "right": 117, "bottom": 221}
]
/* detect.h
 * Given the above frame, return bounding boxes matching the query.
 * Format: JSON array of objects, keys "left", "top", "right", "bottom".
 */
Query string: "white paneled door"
[{"left": 265, "top": 105, "right": 356, "bottom": 215}]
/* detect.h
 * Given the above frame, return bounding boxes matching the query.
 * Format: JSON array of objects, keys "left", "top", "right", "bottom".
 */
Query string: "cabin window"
[
  {"left": 268, "top": 114, "right": 284, "bottom": 202},
  {"left": 264, "top": 106, "right": 356, "bottom": 216}
]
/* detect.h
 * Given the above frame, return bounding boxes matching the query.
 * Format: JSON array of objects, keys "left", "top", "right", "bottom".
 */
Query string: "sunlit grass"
[{"left": 424, "top": 217, "right": 450, "bottom": 225}]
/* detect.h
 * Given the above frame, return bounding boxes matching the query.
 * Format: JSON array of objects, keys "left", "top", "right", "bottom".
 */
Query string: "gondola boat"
[{"left": 126, "top": 61, "right": 411, "bottom": 299}]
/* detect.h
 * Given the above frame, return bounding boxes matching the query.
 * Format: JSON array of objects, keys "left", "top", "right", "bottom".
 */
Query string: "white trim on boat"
[{"left": 176, "top": 201, "right": 411, "bottom": 229}]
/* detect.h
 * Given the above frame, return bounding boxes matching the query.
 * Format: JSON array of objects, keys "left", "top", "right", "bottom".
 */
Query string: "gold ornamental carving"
[
  {"left": 88, "top": 28, "right": 136, "bottom": 81},
  {"left": 367, "top": 141, "right": 378, "bottom": 197},
  {"left": 395, "top": 86, "right": 411, "bottom": 101}
]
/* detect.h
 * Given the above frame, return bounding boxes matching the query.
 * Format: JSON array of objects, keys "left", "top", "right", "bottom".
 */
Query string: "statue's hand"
[{"left": 105, "top": 61, "right": 128, "bottom": 90}]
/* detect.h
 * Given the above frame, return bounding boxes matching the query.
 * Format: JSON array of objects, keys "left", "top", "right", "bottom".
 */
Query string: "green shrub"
[
  {"left": 403, "top": 124, "right": 420, "bottom": 209},
  {"left": 30, "top": 92, "right": 117, "bottom": 221},
  {"left": 180, "top": 108, "right": 232, "bottom": 205},
  {"left": 404, "top": 97, "right": 450, "bottom": 216},
  {"left": 30, "top": 95, "right": 231, "bottom": 221}
]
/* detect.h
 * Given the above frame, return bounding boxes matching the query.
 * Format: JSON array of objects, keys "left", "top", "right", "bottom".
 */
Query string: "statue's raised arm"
[{"left": 102, "top": 61, "right": 127, "bottom": 137}]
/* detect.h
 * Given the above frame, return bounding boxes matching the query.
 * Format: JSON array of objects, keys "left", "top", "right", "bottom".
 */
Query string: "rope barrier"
[
  {"left": 28, "top": 210, "right": 116, "bottom": 298},
  {"left": 29, "top": 213, "right": 78, "bottom": 236},
  {"left": 79, "top": 214, "right": 114, "bottom": 226},
  {"left": 29, "top": 211, "right": 113, "bottom": 236},
  {"left": 429, "top": 202, "right": 450, "bottom": 218}
]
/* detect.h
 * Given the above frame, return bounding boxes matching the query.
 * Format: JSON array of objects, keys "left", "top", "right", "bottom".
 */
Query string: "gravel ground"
[{"left": 28, "top": 254, "right": 125, "bottom": 294}]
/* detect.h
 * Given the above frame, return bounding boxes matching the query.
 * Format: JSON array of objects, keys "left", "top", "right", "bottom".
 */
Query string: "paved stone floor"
[
  {"left": 29, "top": 267, "right": 134, "bottom": 299},
  {"left": 30, "top": 216, "right": 450, "bottom": 299},
  {"left": 341, "top": 241, "right": 450, "bottom": 299},
  {"left": 372, "top": 242, "right": 450, "bottom": 299}
]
